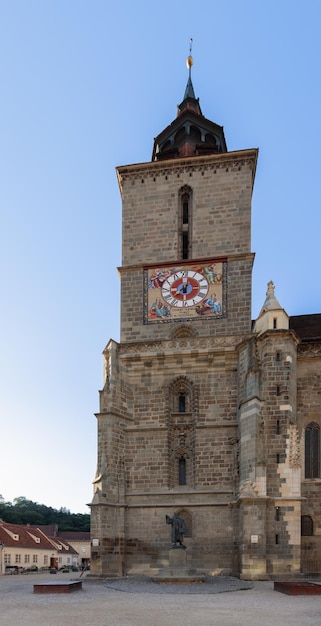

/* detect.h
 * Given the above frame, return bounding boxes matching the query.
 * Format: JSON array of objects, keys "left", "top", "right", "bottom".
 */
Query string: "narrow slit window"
[
  {"left": 182, "top": 201, "right": 189, "bottom": 224},
  {"left": 179, "top": 394, "right": 186, "bottom": 413},
  {"left": 180, "top": 188, "right": 192, "bottom": 259},
  {"left": 179, "top": 457, "right": 186, "bottom": 485},
  {"left": 305, "top": 423, "right": 320, "bottom": 478},
  {"left": 182, "top": 232, "right": 189, "bottom": 260}
]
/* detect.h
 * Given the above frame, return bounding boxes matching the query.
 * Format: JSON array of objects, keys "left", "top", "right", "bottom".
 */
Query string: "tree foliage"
[{"left": 0, "top": 497, "right": 90, "bottom": 531}]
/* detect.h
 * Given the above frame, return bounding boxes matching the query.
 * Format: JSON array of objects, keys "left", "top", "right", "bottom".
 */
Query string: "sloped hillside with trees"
[{"left": 0, "top": 496, "right": 90, "bottom": 531}]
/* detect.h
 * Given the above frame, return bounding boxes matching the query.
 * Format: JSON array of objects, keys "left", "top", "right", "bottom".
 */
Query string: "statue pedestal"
[
  {"left": 152, "top": 547, "right": 205, "bottom": 584},
  {"left": 169, "top": 547, "right": 187, "bottom": 568}
]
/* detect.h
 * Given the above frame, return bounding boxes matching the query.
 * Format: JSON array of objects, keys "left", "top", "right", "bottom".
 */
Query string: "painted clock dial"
[
  {"left": 144, "top": 260, "right": 226, "bottom": 324},
  {"left": 161, "top": 270, "right": 208, "bottom": 307}
]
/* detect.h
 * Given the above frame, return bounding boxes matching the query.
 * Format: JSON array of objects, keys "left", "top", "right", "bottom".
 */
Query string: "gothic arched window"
[
  {"left": 171, "top": 383, "right": 191, "bottom": 414},
  {"left": 305, "top": 423, "right": 320, "bottom": 479},
  {"left": 178, "top": 509, "right": 192, "bottom": 538}
]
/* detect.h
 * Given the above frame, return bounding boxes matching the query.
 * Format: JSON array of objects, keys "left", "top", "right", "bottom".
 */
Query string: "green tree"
[{"left": 0, "top": 497, "right": 90, "bottom": 531}]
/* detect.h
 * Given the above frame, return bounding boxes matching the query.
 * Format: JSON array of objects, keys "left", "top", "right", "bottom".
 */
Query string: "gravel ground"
[{"left": 0, "top": 572, "right": 321, "bottom": 626}]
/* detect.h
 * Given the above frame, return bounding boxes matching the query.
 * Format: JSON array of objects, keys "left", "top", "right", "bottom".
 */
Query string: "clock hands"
[{"left": 162, "top": 269, "right": 209, "bottom": 307}]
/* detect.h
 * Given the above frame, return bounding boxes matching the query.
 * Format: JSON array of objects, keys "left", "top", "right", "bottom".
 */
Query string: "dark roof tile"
[{"left": 290, "top": 314, "right": 321, "bottom": 341}]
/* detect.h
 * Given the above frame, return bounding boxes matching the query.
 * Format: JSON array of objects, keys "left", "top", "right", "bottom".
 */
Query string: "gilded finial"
[
  {"left": 182, "top": 37, "right": 196, "bottom": 102},
  {"left": 186, "top": 37, "right": 193, "bottom": 70}
]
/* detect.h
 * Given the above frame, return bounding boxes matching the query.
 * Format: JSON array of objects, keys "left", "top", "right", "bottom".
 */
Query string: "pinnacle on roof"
[
  {"left": 183, "top": 66, "right": 196, "bottom": 100},
  {"left": 253, "top": 281, "right": 289, "bottom": 335},
  {"left": 183, "top": 39, "right": 196, "bottom": 100},
  {"left": 259, "top": 281, "right": 283, "bottom": 316},
  {"left": 177, "top": 38, "right": 202, "bottom": 117}
]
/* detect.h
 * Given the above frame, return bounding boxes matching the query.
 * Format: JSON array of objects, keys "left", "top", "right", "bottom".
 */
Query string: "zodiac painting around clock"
[{"left": 144, "top": 260, "right": 226, "bottom": 323}]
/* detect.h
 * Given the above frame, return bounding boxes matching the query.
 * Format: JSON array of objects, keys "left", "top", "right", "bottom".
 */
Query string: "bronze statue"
[{"left": 166, "top": 512, "right": 187, "bottom": 548}]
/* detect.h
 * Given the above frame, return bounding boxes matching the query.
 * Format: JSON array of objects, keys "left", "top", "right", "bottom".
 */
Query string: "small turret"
[{"left": 254, "top": 281, "right": 289, "bottom": 335}]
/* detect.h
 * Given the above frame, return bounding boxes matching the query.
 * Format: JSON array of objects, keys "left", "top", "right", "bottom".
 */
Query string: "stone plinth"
[
  {"left": 33, "top": 581, "right": 82, "bottom": 594},
  {"left": 152, "top": 548, "right": 205, "bottom": 584},
  {"left": 274, "top": 581, "right": 321, "bottom": 595},
  {"left": 169, "top": 546, "right": 187, "bottom": 568}
]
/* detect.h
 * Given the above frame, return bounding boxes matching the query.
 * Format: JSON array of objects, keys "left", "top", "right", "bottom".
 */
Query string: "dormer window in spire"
[{"left": 179, "top": 186, "right": 192, "bottom": 259}]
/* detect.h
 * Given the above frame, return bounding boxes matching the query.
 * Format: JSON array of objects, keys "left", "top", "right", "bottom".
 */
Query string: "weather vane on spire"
[{"left": 186, "top": 37, "right": 194, "bottom": 72}]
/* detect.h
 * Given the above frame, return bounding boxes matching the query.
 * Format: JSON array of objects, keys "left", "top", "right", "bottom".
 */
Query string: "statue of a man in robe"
[{"left": 166, "top": 512, "right": 187, "bottom": 548}]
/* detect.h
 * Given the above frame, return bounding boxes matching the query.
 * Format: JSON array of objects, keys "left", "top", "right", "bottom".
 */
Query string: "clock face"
[
  {"left": 161, "top": 270, "right": 208, "bottom": 307},
  {"left": 144, "top": 260, "right": 226, "bottom": 324}
]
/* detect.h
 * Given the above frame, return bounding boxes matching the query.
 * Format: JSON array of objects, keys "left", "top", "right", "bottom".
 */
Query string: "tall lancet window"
[
  {"left": 179, "top": 393, "right": 186, "bottom": 413},
  {"left": 179, "top": 186, "right": 192, "bottom": 259},
  {"left": 179, "top": 457, "right": 187, "bottom": 485},
  {"left": 305, "top": 423, "right": 320, "bottom": 478}
]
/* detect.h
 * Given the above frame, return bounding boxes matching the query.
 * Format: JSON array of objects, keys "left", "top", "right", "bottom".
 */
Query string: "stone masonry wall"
[
  {"left": 297, "top": 351, "right": 321, "bottom": 572},
  {"left": 123, "top": 505, "right": 234, "bottom": 574},
  {"left": 118, "top": 150, "right": 256, "bottom": 265},
  {"left": 117, "top": 150, "right": 256, "bottom": 343},
  {"left": 257, "top": 332, "right": 298, "bottom": 499},
  {"left": 120, "top": 338, "right": 238, "bottom": 493}
]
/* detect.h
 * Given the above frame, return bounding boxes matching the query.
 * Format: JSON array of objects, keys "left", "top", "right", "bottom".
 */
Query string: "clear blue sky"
[{"left": 0, "top": 1, "right": 320, "bottom": 513}]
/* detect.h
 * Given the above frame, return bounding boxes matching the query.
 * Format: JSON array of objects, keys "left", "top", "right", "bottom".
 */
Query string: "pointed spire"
[
  {"left": 177, "top": 38, "right": 201, "bottom": 117},
  {"left": 183, "top": 38, "right": 196, "bottom": 100},
  {"left": 259, "top": 281, "right": 282, "bottom": 316}
]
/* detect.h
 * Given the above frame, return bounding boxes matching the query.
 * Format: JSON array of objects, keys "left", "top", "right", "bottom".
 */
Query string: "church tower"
[
  {"left": 90, "top": 50, "right": 306, "bottom": 579},
  {"left": 90, "top": 49, "right": 257, "bottom": 577}
]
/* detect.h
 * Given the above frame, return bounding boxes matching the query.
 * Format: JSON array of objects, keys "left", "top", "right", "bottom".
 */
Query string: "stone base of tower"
[
  {"left": 237, "top": 497, "right": 267, "bottom": 580},
  {"left": 237, "top": 496, "right": 302, "bottom": 580},
  {"left": 89, "top": 555, "right": 124, "bottom": 578}
]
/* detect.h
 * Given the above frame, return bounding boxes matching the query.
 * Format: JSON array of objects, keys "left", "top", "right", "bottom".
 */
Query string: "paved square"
[{"left": 0, "top": 572, "right": 321, "bottom": 625}]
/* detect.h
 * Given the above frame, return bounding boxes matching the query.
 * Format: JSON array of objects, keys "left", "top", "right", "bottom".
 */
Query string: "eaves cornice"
[{"left": 116, "top": 148, "right": 258, "bottom": 195}]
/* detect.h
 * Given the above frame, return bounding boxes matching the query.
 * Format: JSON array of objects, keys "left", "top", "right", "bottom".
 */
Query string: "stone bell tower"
[{"left": 89, "top": 48, "right": 259, "bottom": 578}]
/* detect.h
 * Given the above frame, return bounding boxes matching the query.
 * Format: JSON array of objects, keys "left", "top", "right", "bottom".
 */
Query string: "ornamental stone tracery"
[
  {"left": 119, "top": 335, "right": 244, "bottom": 356},
  {"left": 288, "top": 424, "right": 301, "bottom": 467},
  {"left": 298, "top": 343, "right": 321, "bottom": 357},
  {"left": 167, "top": 376, "right": 198, "bottom": 489}
]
